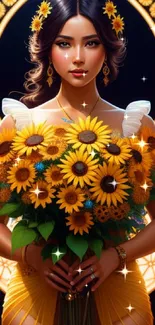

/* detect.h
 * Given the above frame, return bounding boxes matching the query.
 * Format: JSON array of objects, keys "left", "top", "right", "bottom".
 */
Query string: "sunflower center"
[
  {"left": 78, "top": 131, "right": 97, "bottom": 144},
  {"left": 51, "top": 170, "right": 63, "bottom": 181},
  {"left": 148, "top": 136, "right": 155, "bottom": 150},
  {"left": 0, "top": 141, "right": 12, "bottom": 155},
  {"left": 26, "top": 135, "right": 44, "bottom": 146},
  {"left": 55, "top": 128, "right": 66, "bottom": 137},
  {"left": 100, "top": 175, "right": 116, "bottom": 193},
  {"left": 47, "top": 146, "right": 59, "bottom": 155},
  {"left": 132, "top": 149, "right": 142, "bottom": 163},
  {"left": 72, "top": 162, "right": 88, "bottom": 176},
  {"left": 65, "top": 191, "right": 78, "bottom": 205},
  {"left": 106, "top": 143, "right": 121, "bottom": 155},
  {"left": 73, "top": 212, "right": 86, "bottom": 226},
  {"left": 16, "top": 168, "right": 30, "bottom": 182},
  {"left": 134, "top": 170, "right": 144, "bottom": 183},
  {"left": 38, "top": 188, "right": 48, "bottom": 200}
]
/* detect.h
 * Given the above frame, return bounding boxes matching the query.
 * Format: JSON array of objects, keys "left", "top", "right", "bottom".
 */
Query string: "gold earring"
[
  {"left": 103, "top": 60, "right": 110, "bottom": 86},
  {"left": 47, "top": 61, "right": 53, "bottom": 87}
]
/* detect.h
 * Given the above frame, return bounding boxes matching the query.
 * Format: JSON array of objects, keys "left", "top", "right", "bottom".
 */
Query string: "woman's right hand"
[{"left": 25, "top": 243, "right": 73, "bottom": 293}]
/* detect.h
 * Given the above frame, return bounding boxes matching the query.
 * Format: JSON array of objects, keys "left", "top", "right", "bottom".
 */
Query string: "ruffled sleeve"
[
  {"left": 122, "top": 100, "right": 151, "bottom": 137},
  {"left": 2, "top": 98, "right": 33, "bottom": 130}
]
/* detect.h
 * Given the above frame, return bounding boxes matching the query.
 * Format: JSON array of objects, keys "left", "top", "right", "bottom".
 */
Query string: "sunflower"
[
  {"left": 30, "top": 15, "right": 43, "bottom": 32},
  {"left": 0, "top": 188, "right": 11, "bottom": 203},
  {"left": 112, "top": 15, "right": 124, "bottom": 35},
  {"left": 2, "top": 0, "right": 17, "bottom": 6},
  {"left": 56, "top": 185, "right": 85, "bottom": 213},
  {"left": 7, "top": 161, "right": 36, "bottom": 193},
  {"left": 132, "top": 185, "right": 150, "bottom": 205},
  {"left": 0, "top": 128, "right": 16, "bottom": 163},
  {"left": 37, "top": 1, "right": 52, "bottom": 18},
  {"left": 138, "top": 126, "right": 155, "bottom": 154},
  {"left": 66, "top": 211, "right": 94, "bottom": 235},
  {"left": 58, "top": 148, "right": 99, "bottom": 188},
  {"left": 53, "top": 125, "right": 68, "bottom": 138},
  {"left": 39, "top": 137, "right": 67, "bottom": 160},
  {"left": 29, "top": 180, "right": 55, "bottom": 208},
  {"left": 65, "top": 116, "right": 112, "bottom": 153},
  {"left": 102, "top": 1, "right": 117, "bottom": 18},
  {"left": 0, "top": 162, "right": 12, "bottom": 182},
  {"left": 44, "top": 166, "right": 64, "bottom": 186},
  {"left": 150, "top": 3, "right": 155, "bottom": 17},
  {"left": 23, "top": 150, "right": 43, "bottom": 163},
  {"left": 128, "top": 138, "right": 152, "bottom": 173},
  {"left": 0, "top": 2, "right": 6, "bottom": 18},
  {"left": 90, "top": 163, "right": 130, "bottom": 207},
  {"left": 128, "top": 167, "right": 151, "bottom": 186},
  {"left": 138, "top": 0, "right": 153, "bottom": 6},
  {"left": 21, "top": 191, "right": 32, "bottom": 205},
  {"left": 101, "top": 138, "right": 131, "bottom": 164},
  {"left": 12, "top": 122, "right": 54, "bottom": 156}
]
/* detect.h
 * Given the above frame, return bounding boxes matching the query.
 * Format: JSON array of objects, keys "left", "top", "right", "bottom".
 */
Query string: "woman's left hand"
[{"left": 68, "top": 247, "right": 120, "bottom": 292}]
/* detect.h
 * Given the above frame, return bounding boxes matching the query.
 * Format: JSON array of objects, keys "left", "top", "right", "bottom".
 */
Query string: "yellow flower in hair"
[
  {"left": 150, "top": 3, "right": 155, "bottom": 18},
  {"left": 37, "top": 1, "right": 52, "bottom": 18},
  {"left": 103, "top": 1, "right": 117, "bottom": 18},
  {"left": 66, "top": 211, "right": 94, "bottom": 235},
  {"left": 30, "top": 15, "right": 43, "bottom": 32},
  {"left": 112, "top": 15, "right": 124, "bottom": 35}
]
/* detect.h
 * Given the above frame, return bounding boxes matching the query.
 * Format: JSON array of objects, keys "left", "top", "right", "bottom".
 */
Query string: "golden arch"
[
  {"left": 0, "top": 0, "right": 155, "bottom": 37},
  {"left": 128, "top": 0, "right": 155, "bottom": 36}
]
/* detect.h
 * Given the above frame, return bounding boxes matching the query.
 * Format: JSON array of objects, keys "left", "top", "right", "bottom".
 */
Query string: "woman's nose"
[{"left": 73, "top": 45, "right": 85, "bottom": 63}]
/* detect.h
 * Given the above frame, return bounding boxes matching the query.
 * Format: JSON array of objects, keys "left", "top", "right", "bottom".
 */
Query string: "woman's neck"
[{"left": 56, "top": 79, "right": 101, "bottom": 112}]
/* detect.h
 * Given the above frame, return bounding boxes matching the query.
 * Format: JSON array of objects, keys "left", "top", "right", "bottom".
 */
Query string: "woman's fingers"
[
  {"left": 45, "top": 271, "right": 72, "bottom": 290},
  {"left": 52, "top": 264, "right": 72, "bottom": 282},
  {"left": 69, "top": 258, "right": 81, "bottom": 273},
  {"left": 57, "top": 259, "right": 70, "bottom": 273},
  {"left": 71, "top": 264, "right": 97, "bottom": 286},
  {"left": 75, "top": 271, "right": 100, "bottom": 292},
  {"left": 45, "top": 276, "right": 68, "bottom": 293}
]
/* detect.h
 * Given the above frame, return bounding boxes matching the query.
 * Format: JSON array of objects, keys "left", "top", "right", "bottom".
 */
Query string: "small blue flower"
[
  {"left": 84, "top": 200, "right": 94, "bottom": 209},
  {"left": 35, "top": 162, "right": 45, "bottom": 172}
]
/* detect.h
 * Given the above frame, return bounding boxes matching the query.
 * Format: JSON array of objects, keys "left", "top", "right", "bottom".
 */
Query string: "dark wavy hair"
[{"left": 21, "top": 0, "right": 126, "bottom": 108}]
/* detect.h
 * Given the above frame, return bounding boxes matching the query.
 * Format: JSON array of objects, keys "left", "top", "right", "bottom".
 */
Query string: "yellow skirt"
[{"left": 2, "top": 261, "right": 153, "bottom": 325}]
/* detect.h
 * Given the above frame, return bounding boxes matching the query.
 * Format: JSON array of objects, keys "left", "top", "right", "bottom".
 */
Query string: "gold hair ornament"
[
  {"left": 103, "top": 1, "right": 125, "bottom": 37},
  {"left": 30, "top": 1, "right": 124, "bottom": 37},
  {"left": 30, "top": 1, "right": 52, "bottom": 32}
]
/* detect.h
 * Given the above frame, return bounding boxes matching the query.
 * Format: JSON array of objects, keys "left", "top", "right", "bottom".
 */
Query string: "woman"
[{"left": 0, "top": 0, "right": 155, "bottom": 324}]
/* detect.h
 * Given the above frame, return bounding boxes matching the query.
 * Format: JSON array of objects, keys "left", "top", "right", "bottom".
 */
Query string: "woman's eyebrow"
[{"left": 56, "top": 34, "right": 99, "bottom": 40}]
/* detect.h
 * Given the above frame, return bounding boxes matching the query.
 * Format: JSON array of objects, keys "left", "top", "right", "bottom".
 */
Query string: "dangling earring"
[
  {"left": 47, "top": 60, "right": 53, "bottom": 87},
  {"left": 102, "top": 60, "right": 110, "bottom": 86}
]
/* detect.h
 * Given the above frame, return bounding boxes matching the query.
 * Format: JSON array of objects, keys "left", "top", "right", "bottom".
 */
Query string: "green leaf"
[
  {"left": 37, "top": 221, "right": 55, "bottom": 241},
  {"left": 89, "top": 239, "right": 103, "bottom": 259},
  {"left": 41, "top": 244, "right": 53, "bottom": 261},
  {"left": 51, "top": 245, "right": 67, "bottom": 264},
  {"left": 9, "top": 205, "right": 25, "bottom": 218},
  {"left": 0, "top": 203, "right": 21, "bottom": 216},
  {"left": 66, "top": 234, "right": 88, "bottom": 261},
  {"left": 11, "top": 220, "right": 38, "bottom": 254},
  {"left": 28, "top": 222, "right": 39, "bottom": 228}
]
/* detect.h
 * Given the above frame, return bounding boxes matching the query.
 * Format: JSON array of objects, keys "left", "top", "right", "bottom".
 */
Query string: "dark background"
[{"left": 0, "top": 0, "right": 155, "bottom": 323}]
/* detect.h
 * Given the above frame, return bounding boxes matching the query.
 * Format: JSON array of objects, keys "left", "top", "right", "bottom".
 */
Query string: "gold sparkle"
[
  {"left": 81, "top": 102, "right": 88, "bottom": 109},
  {"left": 117, "top": 264, "right": 133, "bottom": 281},
  {"left": 126, "top": 304, "right": 135, "bottom": 312},
  {"left": 140, "top": 182, "right": 151, "bottom": 192},
  {"left": 52, "top": 248, "right": 64, "bottom": 260}
]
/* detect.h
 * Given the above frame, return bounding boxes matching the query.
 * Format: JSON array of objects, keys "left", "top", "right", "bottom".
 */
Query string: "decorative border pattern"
[
  {"left": 128, "top": 0, "right": 155, "bottom": 36},
  {"left": 0, "top": 0, "right": 28, "bottom": 37}
]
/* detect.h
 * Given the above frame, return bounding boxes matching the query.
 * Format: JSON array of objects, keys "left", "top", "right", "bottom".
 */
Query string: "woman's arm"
[{"left": 0, "top": 223, "right": 24, "bottom": 262}]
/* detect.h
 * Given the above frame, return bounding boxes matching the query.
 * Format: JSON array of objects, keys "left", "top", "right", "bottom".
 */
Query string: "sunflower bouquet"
[{"left": 0, "top": 116, "right": 155, "bottom": 264}]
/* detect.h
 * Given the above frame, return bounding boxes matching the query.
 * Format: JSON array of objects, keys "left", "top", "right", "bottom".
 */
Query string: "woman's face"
[{"left": 50, "top": 14, "right": 106, "bottom": 86}]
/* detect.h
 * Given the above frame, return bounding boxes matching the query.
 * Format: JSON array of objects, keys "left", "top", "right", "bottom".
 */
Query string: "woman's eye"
[{"left": 56, "top": 40, "right": 100, "bottom": 48}]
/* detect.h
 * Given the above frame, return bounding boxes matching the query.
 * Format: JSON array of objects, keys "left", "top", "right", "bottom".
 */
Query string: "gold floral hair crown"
[{"left": 30, "top": 0, "right": 124, "bottom": 37}]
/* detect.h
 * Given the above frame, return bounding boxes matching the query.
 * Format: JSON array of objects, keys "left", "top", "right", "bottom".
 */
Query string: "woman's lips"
[{"left": 70, "top": 71, "right": 88, "bottom": 77}]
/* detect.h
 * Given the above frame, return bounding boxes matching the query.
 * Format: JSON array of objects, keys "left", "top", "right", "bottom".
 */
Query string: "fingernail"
[
  {"left": 68, "top": 272, "right": 72, "bottom": 276},
  {"left": 70, "top": 281, "right": 74, "bottom": 285}
]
